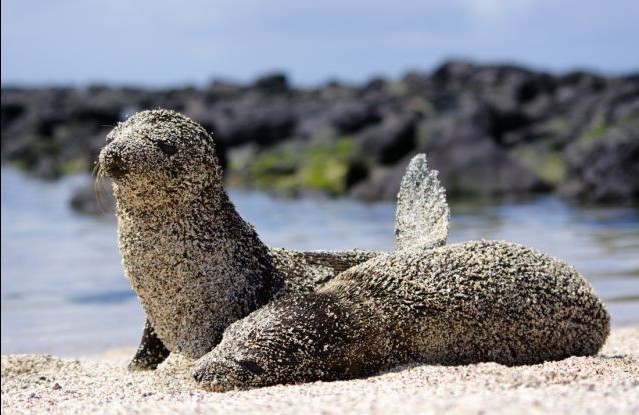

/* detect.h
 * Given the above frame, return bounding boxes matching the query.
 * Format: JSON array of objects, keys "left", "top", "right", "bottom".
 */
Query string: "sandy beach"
[{"left": 1, "top": 326, "right": 637, "bottom": 415}]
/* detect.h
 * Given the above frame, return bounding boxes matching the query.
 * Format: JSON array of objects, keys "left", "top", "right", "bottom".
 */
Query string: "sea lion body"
[{"left": 193, "top": 240, "right": 610, "bottom": 390}]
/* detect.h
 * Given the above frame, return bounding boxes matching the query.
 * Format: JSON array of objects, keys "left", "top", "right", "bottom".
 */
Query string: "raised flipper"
[
  {"left": 270, "top": 155, "right": 450, "bottom": 292},
  {"left": 395, "top": 154, "right": 450, "bottom": 250},
  {"left": 128, "top": 318, "right": 171, "bottom": 371}
]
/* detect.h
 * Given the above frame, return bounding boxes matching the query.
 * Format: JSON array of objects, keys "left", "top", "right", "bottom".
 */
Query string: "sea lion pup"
[
  {"left": 98, "top": 110, "right": 449, "bottom": 370},
  {"left": 99, "top": 109, "right": 286, "bottom": 363},
  {"left": 192, "top": 240, "right": 610, "bottom": 391}
]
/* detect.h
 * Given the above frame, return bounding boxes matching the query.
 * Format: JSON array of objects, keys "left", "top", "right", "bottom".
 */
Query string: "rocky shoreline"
[{"left": 2, "top": 61, "right": 638, "bottom": 212}]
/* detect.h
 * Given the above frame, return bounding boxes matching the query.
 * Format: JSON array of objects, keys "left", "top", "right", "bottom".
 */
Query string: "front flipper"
[
  {"left": 128, "top": 318, "right": 171, "bottom": 371},
  {"left": 268, "top": 248, "right": 379, "bottom": 293}
]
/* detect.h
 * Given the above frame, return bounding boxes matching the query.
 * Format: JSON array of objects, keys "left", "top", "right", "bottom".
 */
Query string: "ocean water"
[{"left": 1, "top": 168, "right": 638, "bottom": 356}]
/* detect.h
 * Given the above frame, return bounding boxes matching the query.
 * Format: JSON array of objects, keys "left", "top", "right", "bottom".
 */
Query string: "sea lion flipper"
[
  {"left": 127, "top": 318, "right": 171, "bottom": 371},
  {"left": 268, "top": 248, "right": 380, "bottom": 292},
  {"left": 395, "top": 154, "right": 450, "bottom": 250}
]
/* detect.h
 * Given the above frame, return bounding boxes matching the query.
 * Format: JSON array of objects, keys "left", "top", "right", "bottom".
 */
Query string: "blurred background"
[{"left": 2, "top": 0, "right": 638, "bottom": 356}]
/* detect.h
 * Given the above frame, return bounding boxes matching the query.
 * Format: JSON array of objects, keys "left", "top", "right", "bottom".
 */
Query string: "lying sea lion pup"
[{"left": 193, "top": 239, "right": 609, "bottom": 391}]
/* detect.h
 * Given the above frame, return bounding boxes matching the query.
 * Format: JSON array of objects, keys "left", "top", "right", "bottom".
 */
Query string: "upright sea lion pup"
[
  {"left": 192, "top": 162, "right": 610, "bottom": 391},
  {"left": 98, "top": 110, "right": 448, "bottom": 369},
  {"left": 99, "top": 109, "right": 285, "bottom": 363}
]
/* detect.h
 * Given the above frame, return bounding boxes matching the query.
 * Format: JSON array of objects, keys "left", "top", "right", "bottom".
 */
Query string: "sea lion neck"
[{"left": 113, "top": 179, "right": 227, "bottom": 223}]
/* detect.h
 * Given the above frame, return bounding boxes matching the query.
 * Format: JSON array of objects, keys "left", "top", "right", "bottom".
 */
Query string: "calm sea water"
[{"left": 2, "top": 168, "right": 638, "bottom": 356}]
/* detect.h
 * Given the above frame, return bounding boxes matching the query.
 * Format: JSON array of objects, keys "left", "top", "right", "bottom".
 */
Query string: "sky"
[{"left": 2, "top": 0, "right": 638, "bottom": 87}]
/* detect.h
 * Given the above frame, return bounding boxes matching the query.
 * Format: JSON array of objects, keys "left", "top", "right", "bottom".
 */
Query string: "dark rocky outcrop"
[
  {"left": 357, "top": 112, "right": 417, "bottom": 165},
  {"left": 2, "top": 62, "right": 638, "bottom": 212},
  {"left": 560, "top": 122, "right": 639, "bottom": 203}
]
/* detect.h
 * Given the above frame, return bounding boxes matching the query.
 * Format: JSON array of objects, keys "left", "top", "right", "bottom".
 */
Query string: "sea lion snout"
[
  {"left": 99, "top": 143, "right": 128, "bottom": 179},
  {"left": 192, "top": 356, "right": 261, "bottom": 392}
]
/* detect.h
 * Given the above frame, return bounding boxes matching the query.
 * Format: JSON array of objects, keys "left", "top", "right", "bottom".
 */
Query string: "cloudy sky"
[{"left": 2, "top": 0, "right": 638, "bottom": 87}]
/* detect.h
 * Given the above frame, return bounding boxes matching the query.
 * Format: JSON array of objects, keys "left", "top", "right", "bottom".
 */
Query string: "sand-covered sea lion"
[
  {"left": 98, "top": 110, "right": 449, "bottom": 370},
  {"left": 99, "top": 109, "right": 286, "bottom": 362},
  {"left": 192, "top": 239, "right": 610, "bottom": 391}
]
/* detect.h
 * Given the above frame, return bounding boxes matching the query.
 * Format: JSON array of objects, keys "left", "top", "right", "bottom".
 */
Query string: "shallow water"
[{"left": 1, "top": 168, "right": 638, "bottom": 356}]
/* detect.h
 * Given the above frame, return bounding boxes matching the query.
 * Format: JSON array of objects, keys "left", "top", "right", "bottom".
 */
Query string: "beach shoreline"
[{"left": 2, "top": 326, "right": 637, "bottom": 415}]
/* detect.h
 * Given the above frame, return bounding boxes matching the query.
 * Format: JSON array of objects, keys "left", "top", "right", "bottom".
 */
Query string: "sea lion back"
[{"left": 324, "top": 239, "right": 610, "bottom": 365}]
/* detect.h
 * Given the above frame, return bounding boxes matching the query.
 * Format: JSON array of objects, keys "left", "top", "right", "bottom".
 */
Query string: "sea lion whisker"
[{"left": 92, "top": 160, "right": 110, "bottom": 214}]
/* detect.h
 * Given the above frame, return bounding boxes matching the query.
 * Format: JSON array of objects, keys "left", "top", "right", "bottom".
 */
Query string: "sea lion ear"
[{"left": 395, "top": 153, "right": 450, "bottom": 250}]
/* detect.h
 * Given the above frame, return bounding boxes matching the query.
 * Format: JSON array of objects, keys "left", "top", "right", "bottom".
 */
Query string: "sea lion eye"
[
  {"left": 236, "top": 359, "right": 265, "bottom": 375},
  {"left": 157, "top": 140, "right": 177, "bottom": 156}
]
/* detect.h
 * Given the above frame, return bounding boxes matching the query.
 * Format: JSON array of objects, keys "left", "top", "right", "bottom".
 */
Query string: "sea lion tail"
[{"left": 395, "top": 154, "right": 450, "bottom": 250}]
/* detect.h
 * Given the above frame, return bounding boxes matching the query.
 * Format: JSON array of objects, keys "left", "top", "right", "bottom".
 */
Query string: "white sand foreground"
[{"left": 1, "top": 326, "right": 638, "bottom": 415}]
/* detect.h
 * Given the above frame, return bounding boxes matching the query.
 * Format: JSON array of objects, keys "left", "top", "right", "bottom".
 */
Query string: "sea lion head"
[
  {"left": 191, "top": 293, "right": 377, "bottom": 391},
  {"left": 98, "top": 109, "right": 222, "bottom": 212}
]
